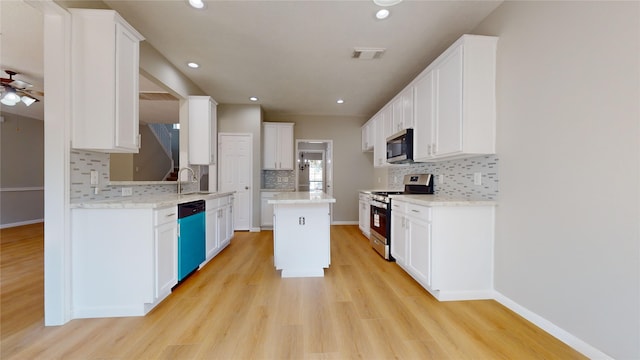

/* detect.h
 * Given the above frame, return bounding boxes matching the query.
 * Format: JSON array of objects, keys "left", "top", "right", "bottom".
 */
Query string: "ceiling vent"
[{"left": 352, "top": 47, "right": 386, "bottom": 60}]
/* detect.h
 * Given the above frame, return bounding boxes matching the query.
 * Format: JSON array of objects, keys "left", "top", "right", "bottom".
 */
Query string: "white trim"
[
  {"left": 249, "top": 227, "right": 261, "bottom": 232},
  {"left": 331, "top": 221, "right": 358, "bottom": 225},
  {"left": 0, "top": 187, "right": 45, "bottom": 192},
  {"left": 493, "top": 291, "right": 612, "bottom": 360},
  {"left": 0, "top": 219, "right": 44, "bottom": 229}
]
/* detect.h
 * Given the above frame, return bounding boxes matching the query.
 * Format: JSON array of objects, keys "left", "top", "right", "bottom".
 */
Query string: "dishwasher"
[{"left": 177, "top": 200, "right": 206, "bottom": 282}]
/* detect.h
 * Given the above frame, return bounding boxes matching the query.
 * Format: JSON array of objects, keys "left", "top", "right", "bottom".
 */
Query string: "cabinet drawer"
[
  {"left": 155, "top": 206, "right": 177, "bottom": 225},
  {"left": 206, "top": 198, "right": 221, "bottom": 209},
  {"left": 406, "top": 203, "right": 431, "bottom": 221},
  {"left": 391, "top": 200, "right": 407, "bottom": 213}
]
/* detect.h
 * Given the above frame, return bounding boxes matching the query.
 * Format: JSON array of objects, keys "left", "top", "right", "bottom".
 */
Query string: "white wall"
[{"left": 474, "top": 2, "right": 639, "bottom": 358}]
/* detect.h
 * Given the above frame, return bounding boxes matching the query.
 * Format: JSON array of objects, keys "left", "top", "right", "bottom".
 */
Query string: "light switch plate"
[{"left": 439, "top": 174, "right": 444, "bottom": 184}]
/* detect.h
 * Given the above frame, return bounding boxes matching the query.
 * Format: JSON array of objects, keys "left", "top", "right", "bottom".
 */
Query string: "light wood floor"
[{"left": 1, "top": 223, "right": 586, "bottom": 359}]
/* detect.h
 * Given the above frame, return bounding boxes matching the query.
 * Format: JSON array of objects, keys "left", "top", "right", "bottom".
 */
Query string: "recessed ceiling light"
[
  {"left": 376, "top": 9, "right": 390, "bottom": 20},
  {"left": 188, "top": 0, "right": 205, "bottom": 9},
  {"left": 249, "top": 96, "right": 259, "bottom": 102},
  {"left": 187, "top": 62, "right": 199, "bottom": 69},
  {"left": 337, "top": 99, "right": 345, "bottom": 104}
]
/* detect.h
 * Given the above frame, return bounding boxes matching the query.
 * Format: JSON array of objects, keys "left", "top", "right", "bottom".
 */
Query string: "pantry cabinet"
[
  {"left": 390, "top": 197, "right": 494, "bottom": 301},
  {"left": 263, "top": 122, "right": 294, "bottom": 170},
  {"left": 70, "top": 9, "right": 144, "bottom": 153},
  {"left": 413, "top": 35, "right": 498, "bottom": 161},
  {"left": 188, "top": 96, "right": 218, "bottom": 165}
]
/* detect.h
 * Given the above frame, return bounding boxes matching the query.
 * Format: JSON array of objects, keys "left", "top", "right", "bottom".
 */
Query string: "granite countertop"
[
  {"left": 71, "top": 191, "right": 236, "bottom": 209},
  {"left": 268, "top": 191, "right": 336, "bottom": 204},
  {"left": 389, "top": 194, "right": 497, "bottom": 207}
]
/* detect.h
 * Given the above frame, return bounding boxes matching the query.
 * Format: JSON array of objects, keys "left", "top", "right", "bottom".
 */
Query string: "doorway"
[{"left": 295, "top": 140, "right": 334, "bottom": 221}]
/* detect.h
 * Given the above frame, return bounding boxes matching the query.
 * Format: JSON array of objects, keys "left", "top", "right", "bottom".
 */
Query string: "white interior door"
[{"left": 218, "top": 133, "right": 252, "bottom": 230}]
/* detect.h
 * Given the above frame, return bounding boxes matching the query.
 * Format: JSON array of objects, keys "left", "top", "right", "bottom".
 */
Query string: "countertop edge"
[
  {"left": 389, "top": 194, "right": 497, "bottom": 207},
  {"left": 70, "top": 191, "right": 236, "bottom": 209}
]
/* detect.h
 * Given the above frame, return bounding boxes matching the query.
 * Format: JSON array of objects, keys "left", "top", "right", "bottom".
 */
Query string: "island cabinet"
[
  {"left": 204, "top": 194, "right": 234, "bottom": 263},
  {"left": 262, "top": 122, "right": 294, "bottom": 170},
  {"left": 413, "top": 35, "right": 498, "bottom": 161},
  {"left": 269, "top": 192, "right": 336, "bottom": 277},
  {"left": 390, "top": 197, "right": 494, "bottom": 301},
  {"left": 188, "top": 96, "right": 218, "bottom": 165},
  {"left": 71, "top": 206, "right": 177, "bottom": 318},
  {"left": 70, "top": 9, "right": 144, "bottom": 153}
]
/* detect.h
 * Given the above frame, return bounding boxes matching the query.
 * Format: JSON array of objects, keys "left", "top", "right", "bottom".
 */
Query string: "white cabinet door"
[
  {"left": 434, "top": 45, "right": 463, "bottom": 157},
  {"left": 390, "top": 208, "right": 407, "bottom": 266},
  {"left": 373, "top": 113, "right": 387, "bottom": 168},
  {"left": 262, "top": 123, "right": 294, "bottom": 170},
  {"left": 401, "top": 88, "right": 414, "bottom": 130},
  {"left": 413, "top": 70, "right": 435, "bottom": 160},
  {"left": 278, "top": 124, "right": 294, "bottom": 170},
  {"left": 392, "top": 96, "right": 403, "bottom": 133},
  {"left": 361, "top": 120, "right": 374, "bottom": 152},
  {"left": 407, "top": 215, "right": 432, "bottom": 289},
  {"left": 70, "top": 9, "right": 144, "bottom": 153},
  {"left": 154, "top": 220, "right": 177, "bottom": 300},
  {"left": 189, "top": 96, "right": 218, "bottom": 165},
  {"left": 261, "top": 192, "right": 277, "bottom": 227},
  {"left": 358, "top": 195, "right": 370, "bottom": 237},
  {"left": 225, "top": 202, "right": 234, "bottom": 242},
  {"left": 205, "top": 206, "right": 219, "bottom": 260}
]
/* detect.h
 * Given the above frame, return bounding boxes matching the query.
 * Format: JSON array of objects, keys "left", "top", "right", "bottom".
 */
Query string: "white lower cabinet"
[
  {"left": 71, "top": 206, "right": 177, "bottom": 318},
  {"left": 204, "top": 194, "right": 234, "bottom": 263},
  {"left": 390, "top": 198, "right": 494, "bottom": 301},
  {"left": 261, "top": 191, "right": 277, "bottom": 227},
  {"left": 358, "top": 192, "right": 371, "bottom": 237}
]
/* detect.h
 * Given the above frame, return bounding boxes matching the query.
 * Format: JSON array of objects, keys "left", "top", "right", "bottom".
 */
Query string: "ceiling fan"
[{"left": 0, "top": 70, "right": 43, "bottom": 107}]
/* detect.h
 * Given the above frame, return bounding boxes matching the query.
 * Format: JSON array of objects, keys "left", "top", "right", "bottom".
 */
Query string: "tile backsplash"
[
  {"left": 262, "top": 170, "right": 295, "bottom": 189},
  {"left": 70, "top": 150, "right": 194, "bottom": 203},
  {"left": 388, "top": 155, "right": 499, "bottom": 200}
]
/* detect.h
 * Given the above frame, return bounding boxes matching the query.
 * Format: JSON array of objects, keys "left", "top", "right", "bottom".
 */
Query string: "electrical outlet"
[
  {"left": 121, "top": 187, "right": 133, "bottom": 196},
  {"left": 474, "top": 172, "right": 482, "bottom": 185}
]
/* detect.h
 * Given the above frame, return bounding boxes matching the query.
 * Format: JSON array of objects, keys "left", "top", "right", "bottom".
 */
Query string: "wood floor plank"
[{"left": 0, "top": 223, "right": 587, "bottom": 359}]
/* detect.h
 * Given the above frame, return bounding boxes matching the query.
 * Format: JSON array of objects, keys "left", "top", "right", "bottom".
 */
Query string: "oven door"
[{"left": 370, "top": 202, "right": 390, "bottom": 259}]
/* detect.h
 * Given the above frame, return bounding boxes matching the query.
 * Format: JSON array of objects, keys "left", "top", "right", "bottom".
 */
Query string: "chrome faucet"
[{"left": 177, "top": 167, "right": 196, "bottom": 194}]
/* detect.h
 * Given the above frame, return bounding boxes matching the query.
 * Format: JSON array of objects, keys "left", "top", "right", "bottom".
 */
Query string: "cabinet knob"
[{"left": 245, "top": 186, "right": 249, "bottom": 190}]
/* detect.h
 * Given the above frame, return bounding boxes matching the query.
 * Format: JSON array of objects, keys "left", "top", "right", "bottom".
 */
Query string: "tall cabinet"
[
  {"left": 262, "top": 122, "right": 294, "bottom": 170},
  {"left": 70, "top": 9, "right": 144, "bottom": 153}
]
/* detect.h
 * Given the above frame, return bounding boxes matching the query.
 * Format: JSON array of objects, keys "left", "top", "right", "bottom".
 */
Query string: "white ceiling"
[{"left": 0, "top": 0, "right": 502, "bottom": 122}]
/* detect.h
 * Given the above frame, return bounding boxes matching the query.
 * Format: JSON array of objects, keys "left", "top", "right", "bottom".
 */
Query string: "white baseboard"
[
  {"left": 331, "top": 221, "right": 358, "bottom": 225},
  {"left": 493, "top": 291, "right": 612, "bottom": 360},
  {"left": 0, "top": 219, "right": 44, "bottom": 229}
]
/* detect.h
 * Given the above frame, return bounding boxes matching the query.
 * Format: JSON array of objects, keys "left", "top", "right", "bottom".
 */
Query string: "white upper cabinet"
[
  {"left": 372, "top": 113, "right": 387, "bottom": 168},
  {"left": 413, "top": 70, "right": 435, "bottom": 160},
  {"left": 390, "top": 87, "right": 414, "bottom": 134},
  {"left": 361, "top": 120, "right": 374, "bottom": 152},
  {"left": 413, "top": 35, "right": 498, "bottom": 162},
  {"left": 70, "top": 9, "right": 144, "bottom": 153},
  {"left": 188, "top": 96, "right": 218, "bottom": 165},
  {"left": 263, "top": 122, "right": 294, "bottom": 170}
]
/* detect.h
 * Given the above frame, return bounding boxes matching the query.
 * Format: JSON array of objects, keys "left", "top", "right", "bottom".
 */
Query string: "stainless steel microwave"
[{"left": 386, "top": 128, "right": 414, "bottom": 164}]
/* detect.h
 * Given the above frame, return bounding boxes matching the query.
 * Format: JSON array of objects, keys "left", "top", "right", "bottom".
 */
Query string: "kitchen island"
[{"left": 268, "top": 191, "right": 336, "bottom": 277}]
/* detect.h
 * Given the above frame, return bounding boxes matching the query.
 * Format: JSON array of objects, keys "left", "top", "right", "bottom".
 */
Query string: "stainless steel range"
[{"left": 370, "top": 174, "right": 434, "bottom": 260}]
